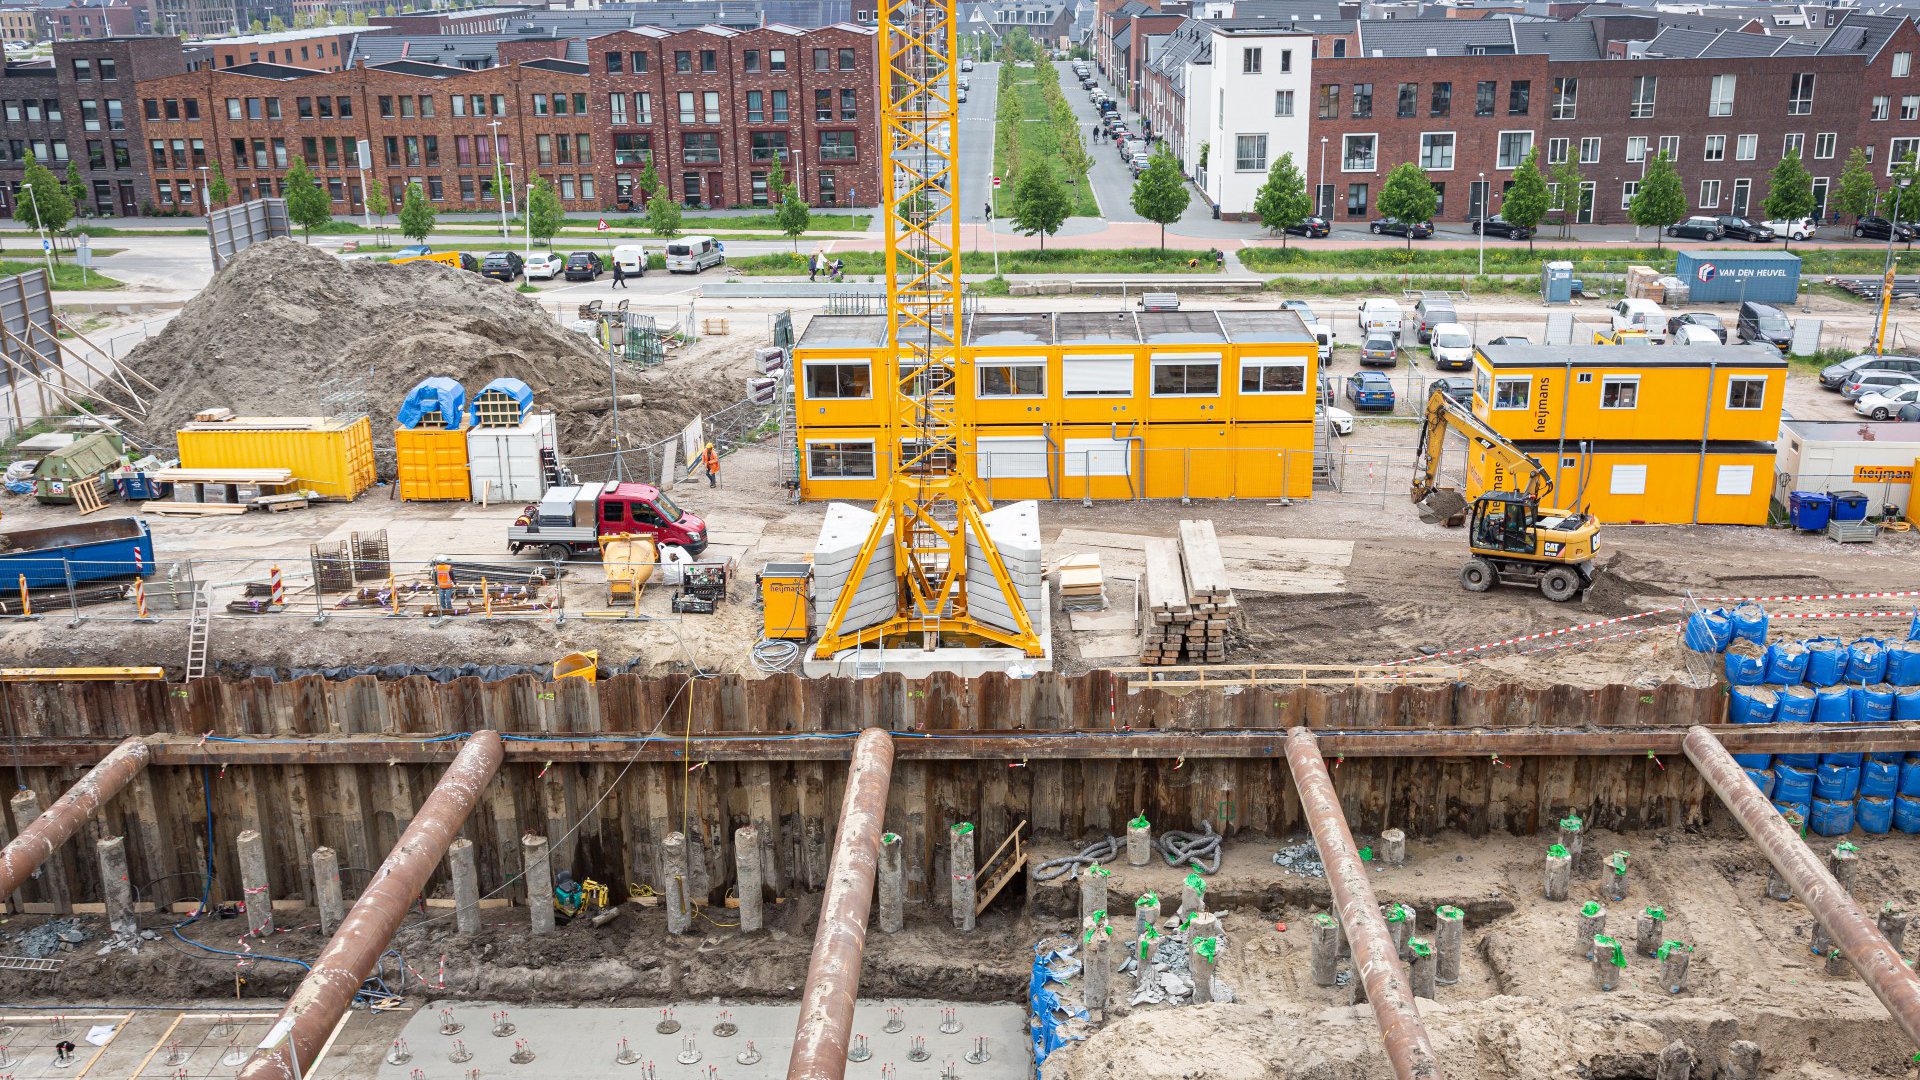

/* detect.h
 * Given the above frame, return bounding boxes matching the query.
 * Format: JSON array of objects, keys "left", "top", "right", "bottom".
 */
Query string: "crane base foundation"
[{"left": 803, "top": 605, "right": 1053, "bottom": 679}]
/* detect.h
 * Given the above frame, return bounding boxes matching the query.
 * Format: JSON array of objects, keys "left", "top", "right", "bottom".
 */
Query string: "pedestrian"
[
  {"left": 809, "top": 250, "right": 822, "bottom": 281},
  {"left": 702, "top": 442, "right": 721, "bottom": 488},
  {"left": 612, "top": 259, "right": 627, "bottom": 289},
  {"left": 435, "top": 562, "right": 455, "bottom": 610}
]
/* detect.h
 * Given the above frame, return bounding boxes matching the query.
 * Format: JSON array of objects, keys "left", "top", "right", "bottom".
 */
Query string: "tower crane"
[{"left": 810, "top": 0, "right": 1045, "bottom": 660}]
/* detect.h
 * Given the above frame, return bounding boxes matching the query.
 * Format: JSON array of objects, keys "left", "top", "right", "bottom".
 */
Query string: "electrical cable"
[
  {"left": 750, "top": 637, "right": 801, "bottom": 673},
  {"left": 1156, "top": 820, "right": 1223, "bottom": 875},
  {"left": 1032, "top": 834, "right": 1122, "bottom": 882}
]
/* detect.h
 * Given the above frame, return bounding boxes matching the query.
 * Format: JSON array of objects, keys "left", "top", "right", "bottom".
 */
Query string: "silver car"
[
  {"left": 1840, "top": 368, "right": 1920, "bottom": 400},
  {"left": 1821, "top": 353, "right": 1920, "bottom": 389}
]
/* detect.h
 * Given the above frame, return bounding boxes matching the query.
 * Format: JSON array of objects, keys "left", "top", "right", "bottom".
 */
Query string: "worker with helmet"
[{"left": 435, "top": 561, "right": 455, "bottom": 610}]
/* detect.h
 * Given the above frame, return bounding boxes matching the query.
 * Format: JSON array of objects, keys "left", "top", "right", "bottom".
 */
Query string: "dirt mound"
[{"left": 108, "top": 238, "right": 736, "bottom": 453}]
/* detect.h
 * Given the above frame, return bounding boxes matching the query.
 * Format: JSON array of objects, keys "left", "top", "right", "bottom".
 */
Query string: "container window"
[
  {"left": 1716, "top": 465, "right": 1754, "bottom": 496},
  {"left": 1063, "top": 356, "right": 1133, "bottom": 397},
  {"left": 1726, "top": 376, "right": 1767, "bottom": 410},
  {"left": 1151, "top": 357, "right": 1221, "bottom": 397},
  {"left": 806, "top": 440, "right": 876, "bottom": 479},
  {"left": 803, "top": 360, "right": 872, "bottom": 400},
  {"left": 1241, "top": 357, "right": 1307, "bottom": 394},
  {"left": 978, "top": 360, "right": 1046, "bottom": 397},
  {"left": 1599, "top": 375, "right": 1639, "bottom": 409},
  {"left": 1493, "top": 376, "right": 1530, "bottom": 410},
  {"left": 1609, "top": 464, "right": 1647, "bottom": 495}
]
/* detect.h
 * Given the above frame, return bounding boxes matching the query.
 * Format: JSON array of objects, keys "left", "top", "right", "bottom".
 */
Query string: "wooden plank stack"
[
  {"left": 1138, "top": 520, "right": 1239, "bottom": 665},
  {"left": 1057, "top": 552, "right": 1107, "bottom": 612}
]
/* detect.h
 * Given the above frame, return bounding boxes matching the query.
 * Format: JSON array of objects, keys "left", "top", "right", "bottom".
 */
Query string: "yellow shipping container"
[
  {"left": 1467, "top": 441, "right": 1774, "bottom": 525},
  {"left": 176, "top": 416, "right": 375, "bottom": 499},
  {"left": 395, "top": 427, "right": 472, "bottom": 501}
]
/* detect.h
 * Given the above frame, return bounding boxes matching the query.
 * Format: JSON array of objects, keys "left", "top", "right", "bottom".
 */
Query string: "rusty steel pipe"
[
  {"left": 0, "top": 736, "right": 149, "bottom": 900},
  {"left": 1684, "top": 725, "right": 1920, "bottom": 1046},
  {"left": 237, "top": 730, "right": 503, "bottom": 1080},
  {"left": 1285, "top": 727, "right": 1444, "bottom": 1080},
  {"left": 789, "top": 727, "right": 896, "bottom": 1080}
]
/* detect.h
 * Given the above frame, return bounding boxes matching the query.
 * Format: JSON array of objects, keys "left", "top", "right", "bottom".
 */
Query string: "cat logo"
[{"left": 1543, "top": 541, "right": 1563, "bottom": 557}]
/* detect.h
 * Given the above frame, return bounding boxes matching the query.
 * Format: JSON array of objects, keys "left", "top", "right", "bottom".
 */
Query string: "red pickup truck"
[{"left": 507, "top": 481, "right": 708, "bottom": 560}]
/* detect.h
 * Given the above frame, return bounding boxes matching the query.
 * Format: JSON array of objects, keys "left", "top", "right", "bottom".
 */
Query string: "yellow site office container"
[
  {"left": 797, "top": 350, "right": 889, "bottom": 429},
  {"left": 969, "top": 352, "right": 1059, "bottom": 426},
  {"left": 395, "top": 427, "right": 472, "bottom": 501},
  {"left": 176, "top": 416, "right": 375, "bottom": 499},
  {"left": 1468, "top": 441, "right": 1774, "bottom": 525},
  {"left": 1236, "top": 422, "right": 1317, "bottom": 498},
  {"left": 1471, "top": 343, "right": 1787, "bottom": 444},
  {"left": 1143, "top": 422, "right": 1234, "bottom": 500},
  {"left": 974, "top": 425, "right": 1059, "bottom": 502}
]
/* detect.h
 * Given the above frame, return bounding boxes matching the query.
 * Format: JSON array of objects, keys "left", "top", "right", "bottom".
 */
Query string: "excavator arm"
[{"left": 1410, "top": 386, "right": 1554, "bottom": 504}]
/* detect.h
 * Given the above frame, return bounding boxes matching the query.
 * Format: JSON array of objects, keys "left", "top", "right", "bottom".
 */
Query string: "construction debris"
[{"left": 15, "top": 919, "right": 87, "bottom": 958}]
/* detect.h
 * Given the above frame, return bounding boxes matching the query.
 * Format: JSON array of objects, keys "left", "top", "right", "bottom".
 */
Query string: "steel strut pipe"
[
  {"left": 789, "top": 727, "right": 896, "bottom": 1080},
  {"left": 1285, "top": 727, "right": 1444, "bottom": 1080},
  {"left": 236, "top": 730, "right": 504, "bottom": 1080},
  {"left": 1684, "top": 724, "right": 1920, "bottom": 1046},
  {"left": 0, "top": 735, "right": 149, "bottom": 900}
]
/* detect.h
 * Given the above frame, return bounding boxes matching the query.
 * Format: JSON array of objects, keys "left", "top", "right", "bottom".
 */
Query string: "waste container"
[
  {"left": 1832, "top": 490, "right": 1871, "bottom": 522},
  {"left": 1789, "top": 491, "right": 1833, "bottom": 531}
]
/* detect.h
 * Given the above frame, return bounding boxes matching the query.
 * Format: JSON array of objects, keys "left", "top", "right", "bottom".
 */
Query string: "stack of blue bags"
[{"left": 1687, "top": 604, "right": 1920, "bottom": 838}]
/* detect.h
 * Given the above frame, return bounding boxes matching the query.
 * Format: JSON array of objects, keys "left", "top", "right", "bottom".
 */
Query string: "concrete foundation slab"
[{"left": 802, "top": 603, "right": 1054, "bottom": 678}]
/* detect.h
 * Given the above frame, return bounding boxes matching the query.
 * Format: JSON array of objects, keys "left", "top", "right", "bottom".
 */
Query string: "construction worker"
[
  {"left": 435, "top": 561, "right": 455, "bottom": 610},
  {"left": 702, "top": 442, "right": 721, "bottom": 488}
]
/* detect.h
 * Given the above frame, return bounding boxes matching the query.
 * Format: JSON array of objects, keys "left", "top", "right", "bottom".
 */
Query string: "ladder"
[
  {"left": 184, "top": 584, "right": 210, "bottom": 682},
  {"left": 0, "top": 955, "right": 63, "bottom": 972},
  {"left": 1311, "top": 412, "right": 1336, "bottom": 488},
  {"left": 774, "top": 364, "right": 800, "bottom": 498}
]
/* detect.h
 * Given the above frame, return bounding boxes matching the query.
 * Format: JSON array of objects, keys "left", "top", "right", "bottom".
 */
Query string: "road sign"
[
  {"left": 992, "top": 176, "right": 1001, "bottom": 189},
  {"left": 596, "top": 219, "right": 610, "bottom": 232},
  {"left": 40, "top": 239, "right": 49, "bottom": 253}
]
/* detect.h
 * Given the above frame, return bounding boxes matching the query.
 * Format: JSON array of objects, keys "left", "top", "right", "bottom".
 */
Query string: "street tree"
[
  {"left": 207, "top": 160, "right": 231, "bottom": 209},
  {"left": 525, "top": 176, "right": 564, "bottom": 246},
  {"left": 1376, "top": 162, "right": 1437, "bottom": 250},
  {"left": 1629, "top": 152, "right": 1686, "bottom": 249},
  {"left": 1762, "top": 153, "right": 1816, "bottom": 249},
  {"left": 768, "top": 159, "right": 810, "bottom": 250},
  {"left": 1835, "top": 147, "right": 1880, "bottom": 222},
  {"left": 1892, "top": 153, "right": 1920, "bottom": 226},
  {"left": 14, "top": 154, "right": 73, "bottom": 243},
  {"left": 61, "top": 162, "right": 87, "bottom": 218},
  {"left": 644, "top": 170, "right": 682, "bottom": 239},
  {"left": 1548, "top": 158, "right": 1585, "bottom": 239},
  {"left": 1500, "top": 147, "right": 1551, "bottom": 252},
  {"left": 1251, "top": 152, "right": 1311, "bottom": 246},
  {"left": 397, "top": 181, "right": 435, "bottom": 242},
  {"left": 1011, "top": 164, "right": 1072, "bottom": 249},
  {"left": 283, "top": 156, "right": 331, "bottom": 239},
  {"left": 1130, "top": 146, "right": 1190, "bottom": 249}
]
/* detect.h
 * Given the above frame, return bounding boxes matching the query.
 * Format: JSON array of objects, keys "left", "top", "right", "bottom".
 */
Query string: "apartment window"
[
  {"left": 807, "top": 440, "right": 876, "bottom": 479},
  {"left": 1242, "top": 47, "right": 1261, "bottom": 73},
  {"left": 750, "top": 132, "right": 788, "bottom": 163},
  {"left": 1151, "top": 357, "right": 1221, "bottom": 397},
  {"left": 380, "top": 95, "right": 394, "bottom": 118},
  {"left": 612, "top": 93, "right": 627, "bottom": 125},
  {"left": 1508, "top": 79, "right": 1529, "bottom": 116},
  {"left": 296, "top": 96, "right": 313, "bottom": 120},
  {"left": 71, "top": 58, "right": 90, "bottom": 80},
  {"left": 635, "top": 92, "right": 652, "bottom": 124},
  {"left": 818, "top": 131, "right": 856, "bottom": 160},
  {"left": 1273, "top": 89, "right": 1294, "bottom": 118},
  {"left": 1815, "top": 132, "right": 1837, "bottom": 159},
  {"left": 606, "top": 51, "right": 623, "bottom": 74},
  {"left": 1904, "top": 96, "right": 1920, "bottom": 121},
  {"left": 815, "top": 90, "right": 832, "bottom": 122},
  {"left": 1317, "top": 83, "right": 1338, "bottom": 119},
  {"left": 536, "top": 134, "right": 553, "bottom": 166},
  {"left": 1704, "top": 135, "right": 1725, "bottom": 162},
  {"left": 747, "top": 91, "right": 764, "bottom": 123},
  {"left": 682, "top": 132, "right": 720, "bottom": 164},
  {"left": 1420, "top": 132, "right": 1454, "bottom": 171},
  {"left": 1708, "top": 74, "right": 1735, "bottom": 117},
  {"left": 1475, "top": 80, "right": 1495, "bottom": 117},
  {"left": 1397, "top": 82, "right": 1416, "bottom": 119},
  {"left": 1630, "top": 75, "right": 1656, "bottom": 119},
  {"left": 1784, "top": 132, "right": 1805, "bottom": 159},
  {"left": 111, "top": 141, "right": 128, "bottom": 169},
  {"left": 839, "top": 48, "right": 855, "bottom": 71},
  {"left": 1343, "top": 134, "right": 1376, "bottom": 172},
  {"left": 1235, "top": 134, "right": 1267, "bottom": 171},
  {"left": 337, "top": 97, "right": 352, "bottom": 118},
  {"left": 1727, "top": 377, "right": 1767, "bottom": 410},
  {"left": 1890, "top": 137, "right": 1920, "bottom": 173},
  {"left": 1346, "top": 183, "right": 1368, "bottom": 215},
  {"left": 1546, "top": 137, "right": 1568, "bottom": 165},
  {"left": 678, "top": 91, "right": 695, "bottom": 124},
  {"left": 814, "top": 48, "right": 831, "bottom": 71},
  {"left": 1578, "top": 137, "right": 1600, "bottom": 165},
  {"left": 978, "top": 360, "right": 1044, "bottom": 397},
  {"left": 1699, "top": 179, "right": 1721, "bottom": 208},
  {"left": 1874, "top": 96, "right": 1892, "bottom": 122},
  {"left": 1551, "top": 77, "right": 1576, "bottom": 120},
  {"left": 614, "top": 133, "right": 652, "bottom": 165},
  {"left": 1600, "top": 376, "right": 1639, "bottom": 409},
  {"left": 1240, "top": 357, "right": 1306, "bottom": 394},
  {"left": 742, "top": 50, "right": 759, "bottom": 73},
  {"left": 142, "top": 98, "right": 158, "bottom": 121},
  {"left": 1790, "top": 73, "right": 1815, "bottom": 115},
  {"left": 705, "top": 91, "right": 722, "bottom": 122},
  {"left": 700, "top": 49, "right": 716, "bottom": 74},
  {"left": 1736, "top": 134, "right": 1757, "bottom": 161},
  {"left": 632, "top": 52, "right": 650, "bottom": 73},
  {"left": 98, "top": 58, "right": 115, "bottom": 81},
  {"left": 1352, "top": 83, "right": 1372, "bottom": 119},
  {"left": 771, "top": 91, "right": 788, "bottom": 122},
  {"left": 1496, "top": 131, "right": 1532, "bottom": 170},
  {"left": 674, "top": 50, "right": 691, "bottom": 73},
  {"left": 1659, "top": 135, "right": 1680, "bottom": 159},
  {"left": 1898, "top": 51, "right": 1914, "bottom": 78},
  {"left": 770, "top": 49, "right": 786, "bottom": 71},
  {"left": 1493, "top": 376, "right": 1529, "bottom": 410},
  {"left": 1431, "top": 81, "right": 1450, "bottom": 117},
  {"left": 805, "top": 361, "right": 873, "bottom": 400}
]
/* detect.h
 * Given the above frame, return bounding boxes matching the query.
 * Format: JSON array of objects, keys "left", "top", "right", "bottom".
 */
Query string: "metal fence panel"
[
  {"left": 0, "top": 270, "right": 59, "bottom": 391},
  {"left": 208, "top": 198, "right": 291, "bottom": 270},
  {"left": 1790, "top": 317, "right": 1824, "bottom": 357}
]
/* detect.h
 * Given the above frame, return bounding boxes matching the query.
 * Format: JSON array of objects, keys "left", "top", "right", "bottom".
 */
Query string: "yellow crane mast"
[{"left": 810, "top": 0, "right": 1044, "bottom": 660}]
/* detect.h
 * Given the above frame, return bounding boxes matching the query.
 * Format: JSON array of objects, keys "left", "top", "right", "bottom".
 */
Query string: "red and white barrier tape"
[
  {"left": 1381, "top": 607, "right": 1678, "bottom": 666},
  {"left": 1695, "top": 589, "right": 1920, "bottom": 604},
  {"left": 1516, "top": 621, "right": 1682, "bottom": 656},
  {"left": 1768, "top": 610, "right": 1915, "bottom": 621}
]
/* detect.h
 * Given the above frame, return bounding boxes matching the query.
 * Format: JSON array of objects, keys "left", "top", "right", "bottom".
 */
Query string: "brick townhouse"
[{"left": 0, "top": 35, "right": 182, "bottom": 217}]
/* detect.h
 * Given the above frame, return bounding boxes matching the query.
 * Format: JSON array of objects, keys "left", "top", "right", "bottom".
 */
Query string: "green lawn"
[
  {"left": 993, "top": 64, "right": 1098, "bottom": 218},
  {"left": 1241, "top": 243, "right": 1901, "bottom": 277},
  {"left": 0, "top": 260, "right": 124, "bottom": 290},
  {"left": 727, "top": 247, "right": 1216, "bottom": 277},
  {"left": 566, "top": 213, "right": 870, "bottom": 233}
]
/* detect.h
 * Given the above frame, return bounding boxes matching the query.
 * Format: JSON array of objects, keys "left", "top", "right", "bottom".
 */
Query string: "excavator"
[{"left": 1411, "top": 386, "right": 1602, "bottom": 602}]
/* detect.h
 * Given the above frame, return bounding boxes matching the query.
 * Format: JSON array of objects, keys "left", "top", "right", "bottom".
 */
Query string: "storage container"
[
  {"left": 176, "top": 416, "right": 374, "bottom": 499},
  {"left": 467, "top": 412, "right": 556, "bottom": 504},
  {"left": 1815, "top": 762, "right": 1860, "bottom": 801},
  {"left": 1863, "top": 759, "right": 1900, "bottom": 799},
  {"left": 1773, "top": 764, "right": 1815, "bottom": 804},
  {"left": 395, "top": 427, "right": 471, "bottom": 501},
  {"left": 1742, "top": 767, "right": 1775, "bottom": 798},
  {"left": 1896, "top": 794, "right": 1920, "bottom": 833},
  {"left": 1673, "top": 250, "right": 1801, "bottom": 304}
]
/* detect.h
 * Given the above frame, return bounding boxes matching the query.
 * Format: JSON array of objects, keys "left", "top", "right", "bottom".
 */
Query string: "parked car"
[
  {"left": 1489, "top": 335, "right": 1531, "bottom": 345},
  {"left": 1428, "top": 323, "right": 1474, "bottom": 370},
  {"left": 1854, "top": 216, "right": 1917, "bottom": 242},
  {"left": 1820, "top": 353, "right": 1920, "bottom": 389},
  {"left": 453, "top": 252, "right": 481, "bottom": 272},
  {"left": 1432, "top": 377, "right": 1474, "bottom": 405},
  {"left": 1415, "top": 297, "right": 1457, "bottom": 344},
  {"left": 563, "top": 251, "right": 604, "bottom": 280},
  {"left": 1715, "top": 216, "right": 1775, "bottom": 243},
  {"left": 612, "top": 244, "right": 648, "bottom": 276},
  {"left": 1666, "top": 311, "right": 1727, "bottom": 342},
  {"left": 1611, "top": 297, "right": 1665, "bottom": 333},
  {"left": 1129, "top": 153, "right": 1149, "bottom": 177},
  {"left": 1285, "top": 216, "right": 1331, "bottom": 238},
  {"left": 1281, "top": 299, "right": 1319, "bottom": 323},
  {"left": 524, "top": 251, "right": 565, "bottom": 280},
  {"left": 1900, "top": 402, "right": 1920, "bottom": 421},
  {"left": 1356, "top": 297, "right": 1404, "bottom": 336},
  {"left": 1360, "top": 330, "right": 1399, "bottom": 367},
  {"left": 395, "top": 245, "right": 432, "bottom": 259},
  {"left": 1672, "top": 324, "right": 1723, "bottom": 346},
  {"left": 1471, "top": 214, "right": 1533, "bottom": 240},
  {"left": 665, "top": 235, "right": 726, "bottom": 273},
  {"left": 1855, "top": 384, "right": 1920, "bottom": 419},
  {"left": 1370, "top": 217, "right": 1433, "bottom": 239},
  {"left": 961, "top": 58, "right": 974, "bottom": 71},
  {"left": 1321, "top": 404, "right": 1355, "bottom": 436},
  {"left": 479, "top": 250, "right": 524, "bottom": 282},
  {"left": 1345, "top": 370, "right": 1396, "bottom": 411},
  {"left": 958, "top": 77, "right": 970, "bottom": 91},
  {"left": 1841, "top": 369, "right": 1920, "bottom": 400},
  {"left": 1666, "top": 216, "right": 1725, "bottom": 241},
  {"left": 957, "top": 88, "right": 968, "bottom": 103},
  {"left": 1736, "top": 301, "right": 1793, "bottom": 349},
  {"left": 1764, "top": 216, "right": 1817, "bottom": 240}
]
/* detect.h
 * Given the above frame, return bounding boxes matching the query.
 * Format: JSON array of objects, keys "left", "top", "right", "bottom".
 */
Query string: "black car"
[
  {"left": 1370, "top": 217, "right": 1433, "bottom": 239},
  {"left": 1285, "top": 216, "right": 1330, "bottom": 238},
  {"left": 1855, "top": 216, "right": 1917, "bottom": 242},
  {"left": 479, "top": 250, "right": 524, "bottom": 282},
  {"left": 564, "top": 251, "right": 604, "bottom": 280},
  {"left": 1666, "top": 311, "right": 1728, "bottom": 342},
  {"left": 1898, "top": 402, "right": 1920, "bottom": 422},
  {"left": 1737, "top": 301, "right": 1793, "bottom": 350},
  {"left": 1471, "top": 214, "right": 1533, "bottom": 240},
  {"left": 1432, "top": 377, "right": 1474, "bottom": 405},
  {"left": 1715, "top": 216, "right": 1775, "bottom": 243},
  {"left": 1666, "top": 216, "right": 1725, "bottom": 240}
]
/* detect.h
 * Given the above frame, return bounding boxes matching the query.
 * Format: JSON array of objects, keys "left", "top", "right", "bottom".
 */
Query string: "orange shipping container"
[{"left": 395, "top": 427, "right": 471, "bottom": 501}]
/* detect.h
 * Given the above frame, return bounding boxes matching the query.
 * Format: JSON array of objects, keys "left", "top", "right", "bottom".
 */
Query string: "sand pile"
[{"left": 109, "top": 239, "right": 738, "bottom": 452}]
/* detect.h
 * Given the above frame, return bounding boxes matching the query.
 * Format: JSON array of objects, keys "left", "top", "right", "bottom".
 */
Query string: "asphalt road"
[
  {"left": 958, "top": 60, "right": 999, "bottom": 227},
  {"left": 1058, "top": 61, "right": 1135, "bottom": 223}
]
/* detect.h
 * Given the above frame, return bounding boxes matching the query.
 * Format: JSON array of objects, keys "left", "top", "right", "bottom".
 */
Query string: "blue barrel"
[
  {"left": 1849, "top": 638, "right": 1889, "bottom": 684},
  {"left": 1810, "top": 797, "right": 1857, "bottom": 836},
  {"left": 1724, "top": 647, "right": 1766, "bottom": 686},
  {"left": 1728, "top": 685, "right": 1778, "bottom": 724},
  {"left": 1729, "top": 603, "right": 1769, "bottom": 645},
  {"left": 1776, "top": 686, "right": 1816, "bottom": 724},
  {"left": 1859, "top": 795, "right": 1895, "bottom": 834},
  {"left": 1863, "top": 758, "right": 1900, "bottom": 798},
  {"left": 1790, "top": 491, "right": 1834, "bottom": 530},
  {"left": 1815, "top": 685, "right": 1853, "bottom": 723},
  {"left": 1854, "top": 683, "right": 1895, "bottom": 723},
  {"left": 1832, "top": 490, "right": 1870, "bottom": 522},
  {"left": 1775, "top": 798, "right": 1812, "bottom": 822},
  {"left": 1806, "top": 638, "right": 1848, "bottom": 685},
  {"left": 1685, "top": 609, "right": 1733, "bottom": 653},
  {"left": 1764, "top": 641, "right": 1810, "bottom": 685},
  {"left": 1733, "top": 752, "right": 1772, "bottom": 769},
  {"left": 1816, "top": 763, "right": 1861, "bottom": 800},
  {"left": 1897, "top": 794, "right": 1920, "bottom": 833},
  {"left": 1743, "top": 767, "right": 1776, "bottom": 799},
  {"left": 1774, "top": 764, "right": 1816, "bottom": 804},
  {"left": 1888, "top": 642, "right": 1920, "bottom": 686},
  {"left": 1897, "top": 688, "right": 1920, "bottom": 721}
]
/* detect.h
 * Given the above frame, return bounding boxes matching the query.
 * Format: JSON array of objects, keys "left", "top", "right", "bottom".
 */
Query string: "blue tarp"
[
  {"left": 468, "top": 378, "right": 534, "bottom": 426},
  {"left": 396, "top": 377, "right": 466, "bottom": 430},
  {"left": 1029, "top": 945, "right": 1086, "bottom": 1076}
]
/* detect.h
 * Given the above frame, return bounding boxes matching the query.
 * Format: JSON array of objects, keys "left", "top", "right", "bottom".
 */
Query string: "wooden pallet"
[{"left": 71, "top": 475, "right": 107, "bottom": 516}]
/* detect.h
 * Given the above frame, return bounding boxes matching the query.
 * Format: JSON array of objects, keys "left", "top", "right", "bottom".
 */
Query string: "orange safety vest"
[
  {"left": 704, "top": 446, "right": 720, "bottom": 471},
  {"left": 435, "top": 566, "right": 454, "bottom": 588}
]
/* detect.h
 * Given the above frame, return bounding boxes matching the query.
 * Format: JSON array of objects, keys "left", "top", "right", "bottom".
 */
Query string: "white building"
[{"left": 1198, "top": 25, "right": 1312, "bottom": 217}]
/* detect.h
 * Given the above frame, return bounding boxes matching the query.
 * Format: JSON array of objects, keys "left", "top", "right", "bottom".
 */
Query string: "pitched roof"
[
  {"left": 1640, "top": 24, "right": 1818, "bottom": 57},
  {"left": 1512, "top": 20, "right": 1601, "bottom": 59},
  {"left": 1819, "top": 11, "right": 1907, "bottom": 56}
]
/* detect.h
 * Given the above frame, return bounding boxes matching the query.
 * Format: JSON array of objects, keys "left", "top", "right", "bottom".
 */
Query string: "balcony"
[
  {"left": 816, "top": 144, "right": 857, "bottom": 162},
  {"left": 749, "top": 147, "right": 789, "bottom": 163},
  {"left": 682, "top": 149, "right": 721, "bottom": 165},
  {"left": 614, "top": 150, "right": 653, "bottom": 166}
]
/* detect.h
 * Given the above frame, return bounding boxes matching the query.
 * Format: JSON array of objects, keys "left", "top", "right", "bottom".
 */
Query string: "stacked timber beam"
[{"left": 1139, "top": 520, "right": 1239, "bottom": 665}]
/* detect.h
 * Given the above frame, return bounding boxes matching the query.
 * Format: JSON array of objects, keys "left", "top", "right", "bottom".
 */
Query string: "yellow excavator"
[{"left": 1411, "top": 386, "right": 1602, "bottom": 602}]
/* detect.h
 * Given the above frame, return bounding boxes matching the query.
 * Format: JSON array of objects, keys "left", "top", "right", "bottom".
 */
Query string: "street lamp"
[
  {"left": 23, "top": 183, "right": 50, "bottom": 278},
  {"left": 1318, "top": 135, "right": 1328, "bottom": 221},
  {"left": 1477, "top": 170, "right": 1486, "bottom": 277},
  {"left": 198, "top": 164, "right": 210, "bottom": 213},
  {"left": 488, "top": 118, "right": 508, "bottom": 238}
]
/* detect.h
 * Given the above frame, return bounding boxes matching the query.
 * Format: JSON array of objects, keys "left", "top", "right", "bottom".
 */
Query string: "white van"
[
  {"left": 664, "top": 235, "right": 725, "bottom": 274},
  {"left": 1357, "top": 298, "right": 1403, "bottom": 338},
  {"left": 1611, "top": 297, "right": 1664, "bottom": 333},
  {"left": 612, "top": 244, "right": 647, "bottom": 276}
]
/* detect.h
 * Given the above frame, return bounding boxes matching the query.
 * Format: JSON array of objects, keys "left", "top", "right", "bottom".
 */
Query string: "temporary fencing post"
[
  {"left": 64, "top": 556, "right": 78, "bottom": 625},
  {"left": 269, "top": 565, "right": 284, "bottom": 608}
]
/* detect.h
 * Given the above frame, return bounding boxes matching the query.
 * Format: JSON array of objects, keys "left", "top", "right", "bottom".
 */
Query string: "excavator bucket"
[{"left": 1416, "top": 489, "right": 1468, "bottom": 527}]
